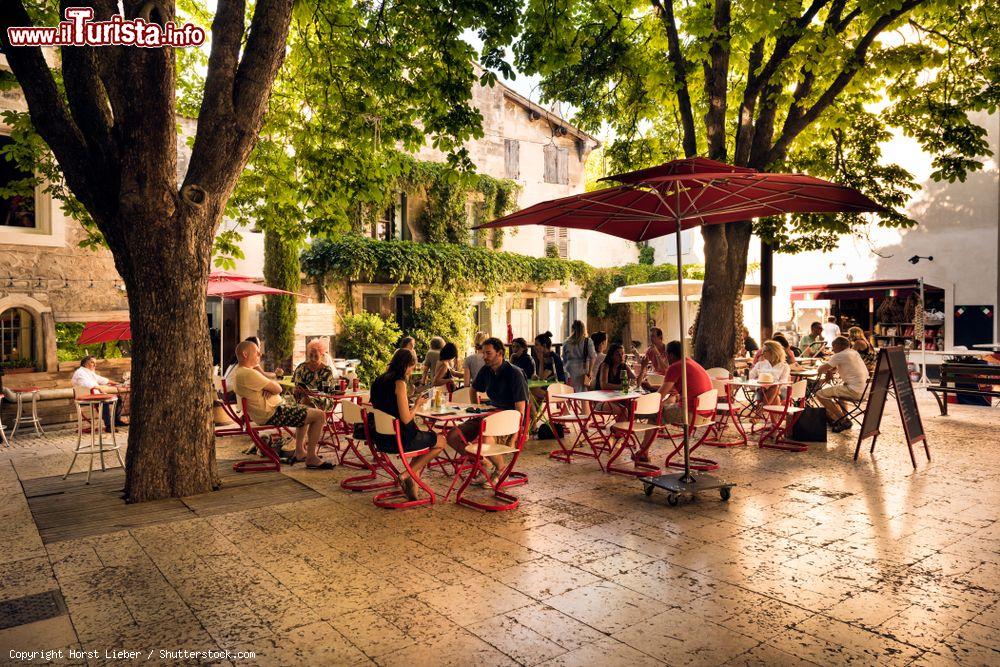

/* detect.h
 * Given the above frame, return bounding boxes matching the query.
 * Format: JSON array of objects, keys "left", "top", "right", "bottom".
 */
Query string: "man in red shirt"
[{"left": 638, "top": 340, "right": 713, "bottom": 456}]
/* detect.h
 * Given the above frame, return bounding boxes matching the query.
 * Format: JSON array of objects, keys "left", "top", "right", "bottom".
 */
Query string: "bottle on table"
[{"left": 620, "top": 367, "right": 628, "bottom": 394}]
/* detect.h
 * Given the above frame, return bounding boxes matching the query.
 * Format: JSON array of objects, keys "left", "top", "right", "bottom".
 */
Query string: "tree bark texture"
[
  {"left": 695, "top": 222, "right": 752, "bottom": 369},
  {"left": 1, "top": 0, "right": 293, "bottom": 502}
]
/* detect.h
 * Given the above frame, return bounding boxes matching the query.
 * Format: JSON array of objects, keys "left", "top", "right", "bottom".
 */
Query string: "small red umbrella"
[
  {"left": 208, "top": 269, "right": 256, "bottom": 282},
  {"left": 476, "top": 157, "right": 886, "bottom": 498},
  {"left": 78, "top": 321, "right": 131, "bottom": 345}
]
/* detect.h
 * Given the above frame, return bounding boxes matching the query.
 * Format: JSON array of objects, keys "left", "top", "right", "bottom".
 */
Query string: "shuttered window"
[
  {"left": 504, "top": 140, "right": 520, "bottom": 179},
  {"left": 543, "top": 145, "right": 569, "bottom": 184},
  {"left": 544, "top": 225, "right": 569, "bottom": 258}
]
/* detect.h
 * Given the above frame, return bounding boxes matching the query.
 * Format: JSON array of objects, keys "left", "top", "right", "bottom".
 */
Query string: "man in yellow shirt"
[{"left": 231, "top": 340, "right": 333, "bottom": 469}]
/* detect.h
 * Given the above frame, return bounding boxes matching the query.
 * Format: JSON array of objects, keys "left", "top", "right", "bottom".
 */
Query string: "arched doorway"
[{"left": 0, "top": 307, "right": 36, "bottom": 369}]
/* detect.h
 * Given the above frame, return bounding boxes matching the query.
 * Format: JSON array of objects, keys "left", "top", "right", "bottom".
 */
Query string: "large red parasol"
[
  {"left": 78, "top": 321, "right": 132, "bottom": 345},
  {"left": 476, "top": 157, "right": 886, "bottom": 499}
]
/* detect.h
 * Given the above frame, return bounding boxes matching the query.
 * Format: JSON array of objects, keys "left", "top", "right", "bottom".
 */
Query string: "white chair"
[
  {"left": 450, "top": 386, "right": 475, "bottom": 404},
  {"left": 447, "top": 409, "right": 525, "bottom": 511},
  {"left": 706, "top": 367, "right": 731, "bottom": 379},
  {"left": 645, "top": 373, "right": 665, "bottom": 389},
  {"left": 9, "top": 386, "right": 44, "bottom": 440},
  {"left": 662, "top": 389, "right": 719, "bottom": 471},
  {"left": 0, "top": 395, "right": 10, "bottom": 447},
  {"left": 606, "top": 391, "right": 662, "bottom": 476}
]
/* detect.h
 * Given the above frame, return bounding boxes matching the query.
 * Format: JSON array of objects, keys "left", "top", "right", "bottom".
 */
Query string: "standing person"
[
  {"left": 636, "top": 327, "right": 669, "bottom": 390},
  {"left": 848, "top": 326, "right": 877, "bottom": 370},
  {"left": 822, "top": 316, "right": 842, "bottom": 343},
  {"left": 798, "top": 322, "right": 827, "bottom": 357},
  {"left": 423, "top": 336, "right": 445, "bottom": 380},
  {"left": 71, "top": 356, "right": 127, "bottom": 429},
  {"left": 370, "top": 348, "right": 447, "bottom": 500},
  {"left": 431, "top": 342, "right": 462, "bottom": 391},
  {"left": 562, "top": 320, "right": 596, "bottom": 392},
  {"left": 446, "top": 338, "right": 528, "bottom": 486},
  {"left": 589, "top": 331, "right": 608, "bottom": 388},
  {"left": 230, "top": 340, "right": 333, "bottom": 469},
  {"left": 742, "top": 327, "right": 759, "bottom": 356},
  {"left": 509, "top": 338, "right": 535, "bottom": 378},
  {"left": 816, "top": 336, "right": 870, "bottom": 432},
  {"left": 636, "top": 340, "right": 713, "bottom": 460},
  {"left": 463, "top": 331, "right": 488, "bottom": 385}
]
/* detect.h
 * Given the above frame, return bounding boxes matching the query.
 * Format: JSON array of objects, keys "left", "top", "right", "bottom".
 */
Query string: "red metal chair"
[
  {"left": 661, "top": 389, "right": 720, "bottom": 471},
  {"left": 759, "top": 379, "right": 809, "bottom": 452},
  {"left": 340, "top": 401, "right": 397, "bottom": 492},
  {"left": 371, "top": 410, "right": 436, "bottom": 509},
  {"left": 214, "top": 378, "right": 246, "bottom": 438},
  {"left": 704, "top": 377, "right": 748, "bottom": 447},
  {"left": 446, "top": 409, "right": 525, "bottom": 511},
  {"left": 545, "top": 382, "right": 595, "bottom": 464},
  {"left": 606, "top": 391, "right": 662, "bottom": 477},
  {"left": 232, "top": 398, "right": 283, "bottom": 473}
]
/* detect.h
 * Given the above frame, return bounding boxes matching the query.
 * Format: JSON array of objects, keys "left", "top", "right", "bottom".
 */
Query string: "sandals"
[{"left": 305, "top": 460, "right": 336, "bottom": 470}]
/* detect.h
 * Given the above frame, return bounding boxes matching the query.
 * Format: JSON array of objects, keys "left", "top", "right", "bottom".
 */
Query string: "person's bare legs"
[
  {"left": 406, "top": 437, "right": 447, "bottom": 479},
  {"left": 297, "top": 408, "right": 326, "bottom": 465}
]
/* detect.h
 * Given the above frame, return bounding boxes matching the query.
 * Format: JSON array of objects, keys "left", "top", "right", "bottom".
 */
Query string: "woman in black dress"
[{"left": 369, "top": 349, "right": 446, "bottom": 500}]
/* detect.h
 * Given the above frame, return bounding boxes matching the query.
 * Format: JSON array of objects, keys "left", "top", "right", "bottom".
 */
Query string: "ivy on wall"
[{"left": 349, "top": 153, "right": 520, "bottom": 248}]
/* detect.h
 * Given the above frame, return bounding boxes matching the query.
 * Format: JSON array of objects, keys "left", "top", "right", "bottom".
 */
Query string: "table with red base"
[
  {"left": 415, "top": 403, "right": 498, "bottom": 476},
  {"left": 551, "top": 389, "right": 645, "bottom": 471}
]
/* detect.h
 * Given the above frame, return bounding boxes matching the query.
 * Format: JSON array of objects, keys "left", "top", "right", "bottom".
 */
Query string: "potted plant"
[{"left": 0, "top": 358, "right": 37, "bottom": 374}]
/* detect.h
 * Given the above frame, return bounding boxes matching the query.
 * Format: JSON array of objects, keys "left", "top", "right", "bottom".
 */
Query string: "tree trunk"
[
  {"left": 693, "top": 221, "right": 753, "bottom": 370},
  {"left": 120, "top": 207, "right": 219, "bottom": 503}
]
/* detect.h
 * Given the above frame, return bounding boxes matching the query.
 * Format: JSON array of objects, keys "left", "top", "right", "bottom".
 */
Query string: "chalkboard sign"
[{"left": 855, "top": 346, "right": 929, "bottom": 468}]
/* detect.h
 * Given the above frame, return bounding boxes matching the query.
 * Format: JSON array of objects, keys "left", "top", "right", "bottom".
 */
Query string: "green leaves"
[{"left": 335, "top": 312, "right": 402, "bottom": 386}]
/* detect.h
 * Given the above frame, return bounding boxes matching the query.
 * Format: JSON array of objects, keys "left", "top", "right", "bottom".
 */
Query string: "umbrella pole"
[
  {"left": 218, "top": 297, "right": 224, "bottom": 374},
  {"left": 675, "top": 207, "right": 694, "bottom": 484}
]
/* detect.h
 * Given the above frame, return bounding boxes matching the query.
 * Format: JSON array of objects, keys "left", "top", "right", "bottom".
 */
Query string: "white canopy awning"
[{"left": 608, "top": 280, "right": 770, "bottom": 304}]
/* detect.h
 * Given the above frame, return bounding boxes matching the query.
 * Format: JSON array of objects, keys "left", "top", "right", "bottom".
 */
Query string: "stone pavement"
[{"left": 0, "top": 391, "right": 997, "bottom": 666}]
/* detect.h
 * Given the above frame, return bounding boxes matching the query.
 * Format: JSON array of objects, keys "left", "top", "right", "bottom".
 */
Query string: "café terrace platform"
[{"left": 0, "top": 391, "right": 996, "bottom": 666}]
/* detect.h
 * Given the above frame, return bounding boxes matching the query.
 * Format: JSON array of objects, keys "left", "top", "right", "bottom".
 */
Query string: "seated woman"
[
  {"left": 530, "top": 331, "right": 566, "bottom": 402},
  {"left": 369, "top": 348, "right": 447, "bottom": 500},
  {"left": 510, "top": 337, "right": 535, "bottom": 379},
  {"left": 430, "top": 342, "right": 462, "bottom": 392},
  {"left": 848, "top": 326, "right": 877, "bottom": 370},
  {"left": 749, "top": 340, "right": 791, "bottom": 405},
  {"left": 292, "top": 340, "right": 336, "bottom": 410},
  {"left": 597, "top": 343, "right": 637, "bottom": 418}
]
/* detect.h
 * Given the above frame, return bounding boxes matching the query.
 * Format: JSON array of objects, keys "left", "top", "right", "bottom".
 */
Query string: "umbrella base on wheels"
[{"left": 641, "top": 472, "right": 734, "bottom": 506}]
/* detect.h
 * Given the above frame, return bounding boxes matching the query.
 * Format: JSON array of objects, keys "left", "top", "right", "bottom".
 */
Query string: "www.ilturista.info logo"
[{"left": 7, "top": 7, "right": 205, "bottom": 48}]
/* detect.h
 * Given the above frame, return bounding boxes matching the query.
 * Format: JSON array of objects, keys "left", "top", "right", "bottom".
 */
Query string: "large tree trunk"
[
  {"left": 120, "top": 208, "right": 219, "bottom": 502},
  {"left": 693, "top": 221, "right": 753, "bottom": 370}
]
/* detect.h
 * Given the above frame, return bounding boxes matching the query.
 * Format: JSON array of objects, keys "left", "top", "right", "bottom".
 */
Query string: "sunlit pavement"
[{"left": 0, "top": 390, "right": 997, "bottom": 665}]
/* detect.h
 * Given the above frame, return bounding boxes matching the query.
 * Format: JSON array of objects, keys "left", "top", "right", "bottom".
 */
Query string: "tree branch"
[
  {"left": 0, "top": 0, "right": 109, "bottom": 217},
  {"left": 733, "top": 39, "right": 764, "bottom": 164},
  {"left": 702, "top": 0, "right": 731, "bottom": 160},
  {"left": 767, "top": 0, "right": 926, "bottom": 164},
  {"left": 745, "top": 0, "right": 829, "bottom": 103},
  {"left": 651, "top": 0, "right": 697, "bottom": 156}
]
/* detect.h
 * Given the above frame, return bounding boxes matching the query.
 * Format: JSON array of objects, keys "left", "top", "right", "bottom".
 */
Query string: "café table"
[
  {"left": 724, "top": 378, "right": 793, "bottom": 441},
  {"left": 552, "top": 389, "right": 646, "bottom": 471},
  {"left": 415, "top": 402, "right": 499, "bottom": 475}
]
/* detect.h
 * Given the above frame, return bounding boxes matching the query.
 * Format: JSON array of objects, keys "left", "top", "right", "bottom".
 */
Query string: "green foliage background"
[{"left": 335, "top": 313, "right": 402, "bottom": 386}]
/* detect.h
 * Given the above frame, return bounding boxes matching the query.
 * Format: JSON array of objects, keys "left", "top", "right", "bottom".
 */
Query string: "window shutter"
[
  {"left": 543, "top": 145, "right": 558, "bottom": 184},
  {"left": 505, "top": 140, "right": 520, "bottom": 180},
  {"left": 557, "top": 148, "right": 569, "bottom": 185},
  {"left": 557, "top": 226, "right": 569, "bottom": 258}
]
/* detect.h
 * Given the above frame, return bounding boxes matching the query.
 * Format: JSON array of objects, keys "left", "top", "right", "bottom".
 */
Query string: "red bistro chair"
[
  {"left": 759, "top": 379, "right": 809, "bottom": 452},
  {"left": 371, "top": 410, "right": 436, "bottom": 509},
  {"left": 309, "top": 391, "right": 368, "bottom": 468},
  {"left": 606, "top": 390, "right": 663, "bottom": 477},
  {"left": 232, "top": 398, "right": 283, "bottom": 473},
  {"left": 545, "top": 382, "right": 595, "bottom": 464},
  {"left": 214, "top": 378, "right": 246, "bottom": 438},
  {"left": 446, "top": 409, "right": 525, "bottom": 511},
  {"left": 340, "top": 401, "right": 396, "bottom": 493},
  {"left": 662, "top": 389, "right": 720, "bottom": 472}
]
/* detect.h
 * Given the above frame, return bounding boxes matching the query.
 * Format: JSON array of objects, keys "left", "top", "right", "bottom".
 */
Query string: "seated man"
[
  {"left": 71, "top": 355, "right": 127, "bottom": 429},
  {"left": 798, "top": 322, "right": 827, "bottom": 358},
  {"left": 637, "top": 340, "right": 713, "bottom": 459},
  {"left": 230, "top": 340, "right": 333, "bottom": 468},
  {"left": 816, "top": 336, "right": 870, "bottom": 432},
  {"left": 446, "top": 337, "right": 528, "bottom": 486}
]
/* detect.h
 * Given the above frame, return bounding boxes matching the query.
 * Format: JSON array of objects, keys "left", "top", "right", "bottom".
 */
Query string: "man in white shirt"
[
  {"left": 816, "top": 337, "right": 870, "bottom": 432},
  {"left": 71, "top": 356, "right": 126, "bottom": 429},
  {"left": 821, "top": 316, "right": 841, "bottom": 343}
]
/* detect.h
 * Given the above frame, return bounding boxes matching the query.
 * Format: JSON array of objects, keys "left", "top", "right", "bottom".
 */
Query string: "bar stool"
[
  {"left": 0, "top": 395, "right": 9, "bottom": 447},
  {"left": 10, "top": 387, "right": 44, "bottom": 440},
  {"left": 65, "top": 393, "right": 123, "bottom": 483}
]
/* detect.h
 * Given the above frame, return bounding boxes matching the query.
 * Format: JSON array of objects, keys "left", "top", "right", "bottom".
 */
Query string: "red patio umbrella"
[
  {"left": 208, "top": 269, "right": 255, "bottom": 282},
  {"left": 476, "top": 157, "right": 886, "bottom": 501},
  {"left": 78, "top": 321, "right": 131, "bottom": 345}
]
